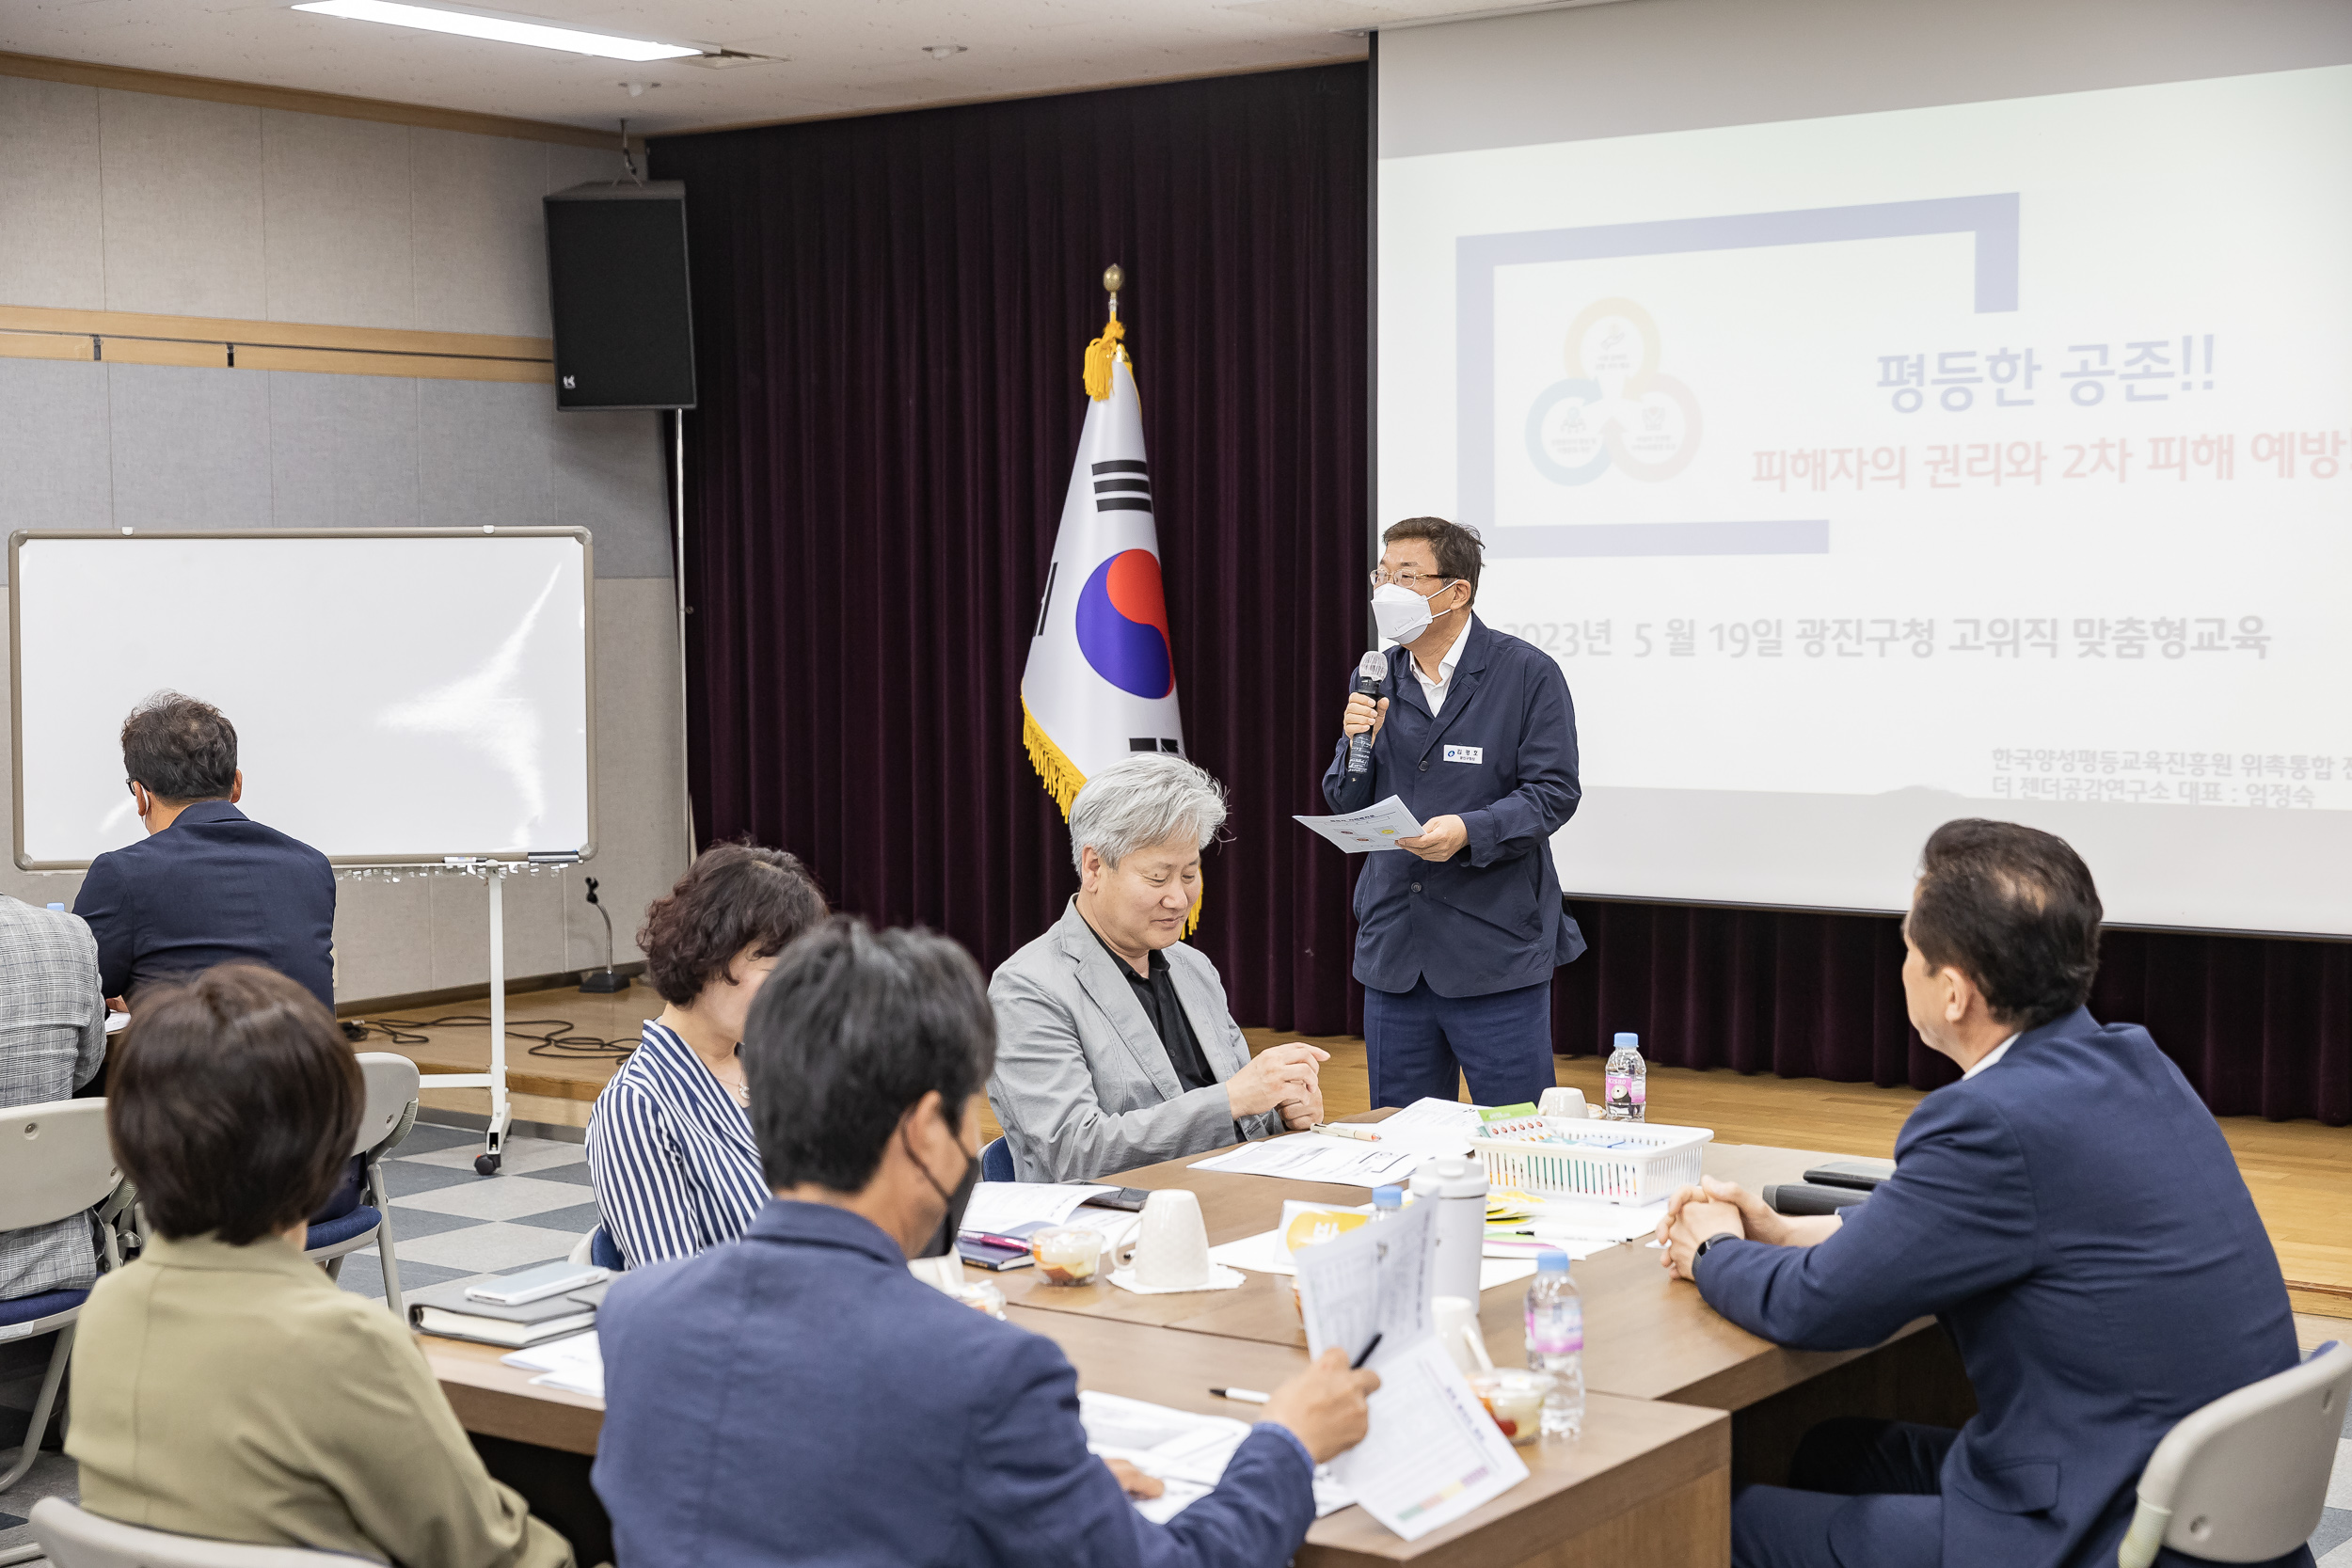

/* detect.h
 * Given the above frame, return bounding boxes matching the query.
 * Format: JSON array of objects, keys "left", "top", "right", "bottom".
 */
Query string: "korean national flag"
[{"left": 1020, "top": 324, "right": 1186, "bottom": 815}]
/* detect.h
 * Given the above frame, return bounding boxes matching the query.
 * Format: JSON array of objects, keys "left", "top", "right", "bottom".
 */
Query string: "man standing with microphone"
[{"left": 1321, "top": 517, "right": 1584, "bottom": 1108}]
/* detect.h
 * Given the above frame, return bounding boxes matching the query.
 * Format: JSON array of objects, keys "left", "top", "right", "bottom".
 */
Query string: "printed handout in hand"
[
  {"left": 1293, "top": 1196, "right": 1436, "bottom": 1367},
  {"left": 1293, "top": 796, "right": 1425, "bottom": 853},
  {"left": 1289, "top": 1196, "right": 1528, "bottom": 1541}
]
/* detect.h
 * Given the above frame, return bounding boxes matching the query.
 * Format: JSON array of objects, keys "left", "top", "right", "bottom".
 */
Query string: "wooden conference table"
[{"left": 425, "top": 1120, "right": 1972, "bottom": 1568}]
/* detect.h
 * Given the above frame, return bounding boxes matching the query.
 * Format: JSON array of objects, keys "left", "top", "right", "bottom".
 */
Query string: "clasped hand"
[
  {"left": 1654, "top": 1177, "right": 1845, "bottom": 1281},
  {"left": 1226, "top": 1041, "right": 1328, "bottom": 1130}
]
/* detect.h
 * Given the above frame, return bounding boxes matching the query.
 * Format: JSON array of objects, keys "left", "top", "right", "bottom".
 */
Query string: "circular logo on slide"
[
  {"left": 1525, "top": 298, "right": 1702, "bottom": 485},
  {"left": 1075, "top": 548, "right": 1173, "bottom": 698}
]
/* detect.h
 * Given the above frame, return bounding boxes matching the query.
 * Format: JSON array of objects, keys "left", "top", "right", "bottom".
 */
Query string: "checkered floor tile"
[{"left": 327, "top": 1121, "right": 603, "bottom": 1302}]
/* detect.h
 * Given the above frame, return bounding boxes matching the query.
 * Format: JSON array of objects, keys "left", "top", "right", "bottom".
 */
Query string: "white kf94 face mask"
[{"left": 1371, "top": 580, "right": 1458, "bottom": 644}]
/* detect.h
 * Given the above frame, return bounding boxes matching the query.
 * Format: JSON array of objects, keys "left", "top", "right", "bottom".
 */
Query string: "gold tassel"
[
  {"left": 1082, "top": 315, "right": 1125, "bottom": 402},
  {"left": 1184, "top": 880, "right": 1203, "bottom": 939},
  {"left": 1021, "top": 697, "right": 1088, "bottom": 819}
]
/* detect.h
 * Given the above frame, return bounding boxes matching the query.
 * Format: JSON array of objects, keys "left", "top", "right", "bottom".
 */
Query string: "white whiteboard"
[{"left": 11, "top": 531, "right": 595, "bottom": 867}]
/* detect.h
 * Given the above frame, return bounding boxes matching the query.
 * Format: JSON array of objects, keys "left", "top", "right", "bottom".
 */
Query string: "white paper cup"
[{"left": 1115, "top": 1188, "right": 1213, "bottom": 1289}]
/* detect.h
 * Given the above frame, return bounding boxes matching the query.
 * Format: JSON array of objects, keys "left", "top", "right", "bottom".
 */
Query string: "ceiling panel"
[{"left": 0, "top": 1, "right": 1559, "bottom": 135}]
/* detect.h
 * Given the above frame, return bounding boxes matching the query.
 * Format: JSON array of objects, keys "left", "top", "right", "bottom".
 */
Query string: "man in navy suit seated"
[
  {"left": 1659, "top": 819, "right": 2310, "bottom": 1568},
  {"left": 73, "top": 691, "right": 336, "bottom": 1013},
  {"left": 593, "top": 916, "right": 1379, "bottom": 1567}
]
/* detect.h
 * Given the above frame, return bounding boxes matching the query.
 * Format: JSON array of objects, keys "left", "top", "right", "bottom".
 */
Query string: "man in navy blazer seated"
[
  {"left": 1323, "top": 515, "right": 1584, "bottom": 1108},
  {"left": 73, "top": 691, "right": 336, "bottom": 1013},
  {"left": 593, "top": 916, "right": 1379, "bottom": 1567},
  {"left": 1658, "top": 819, "right": 2310, "bottom": 1568}
]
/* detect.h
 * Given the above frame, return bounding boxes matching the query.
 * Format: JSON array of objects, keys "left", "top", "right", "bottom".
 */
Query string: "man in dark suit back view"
[
  {"left": 73, "top": 691, "right": 336, "bottom": 1014},
  {"left": 1661, "top": 818, "right": 2310, "bottom": 1568}
]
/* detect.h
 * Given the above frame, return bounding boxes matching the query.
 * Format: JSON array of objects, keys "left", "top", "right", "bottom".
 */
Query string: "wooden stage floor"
[{"left": 353, "top": 983, "right": 2352, "bottom": 1320}]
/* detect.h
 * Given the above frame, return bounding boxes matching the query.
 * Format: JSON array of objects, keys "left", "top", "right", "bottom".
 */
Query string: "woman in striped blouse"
[{"left": 588, "top": 843, "right": 827, "bottom": 1268}]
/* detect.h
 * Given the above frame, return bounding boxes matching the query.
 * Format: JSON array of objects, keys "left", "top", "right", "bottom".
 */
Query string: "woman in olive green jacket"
[{"left": 67, "top": 965, "right": 573, "bottom": 1568}]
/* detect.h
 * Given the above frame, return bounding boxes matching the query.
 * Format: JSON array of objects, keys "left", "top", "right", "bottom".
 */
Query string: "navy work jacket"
[
  {"left": 1695, "top": 1007, "right": 2310, "bottom": 1568},
  {"left": 594, "top": 1199, "right": 1317, "bottom": 1567},
  {"left": 1322, "top": 616, "right": 1584, "bottom": 997},
  {"left": 73, "top": 800, "right": 336, "bottom": 1011}
]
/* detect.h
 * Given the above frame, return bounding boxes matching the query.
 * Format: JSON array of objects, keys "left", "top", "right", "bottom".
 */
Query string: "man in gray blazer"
[{"left": 990, "top": 756, "right": 1327, "bottom": 1183}]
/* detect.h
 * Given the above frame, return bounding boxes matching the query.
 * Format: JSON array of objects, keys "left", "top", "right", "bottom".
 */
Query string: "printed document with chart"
[{"left": 1292, "top": 1198, "right": 1528, "bottom": 1540}]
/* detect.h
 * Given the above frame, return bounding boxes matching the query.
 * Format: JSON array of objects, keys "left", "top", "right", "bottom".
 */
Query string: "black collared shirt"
[{"left": 1089, "top": 925, "right": 1216, "bottom": 1093}]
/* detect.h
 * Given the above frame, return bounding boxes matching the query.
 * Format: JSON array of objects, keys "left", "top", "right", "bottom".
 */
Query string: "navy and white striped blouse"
[{"left": 586, "top": 1021, "right": 770, "bottom": 1269}]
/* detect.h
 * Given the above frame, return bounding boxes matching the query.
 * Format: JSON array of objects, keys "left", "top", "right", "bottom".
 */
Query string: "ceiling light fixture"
[
  {"left": 291, "top": 0, "right": 708, "bottom": 62},
  {"left": 924, "top": 44, "right": 968, "bottom": 59}
]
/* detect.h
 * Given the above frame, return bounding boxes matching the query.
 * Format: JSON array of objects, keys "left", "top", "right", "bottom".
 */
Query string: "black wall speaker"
[{"left": 544, "top": 181, "right": 696, "bottom": 411}]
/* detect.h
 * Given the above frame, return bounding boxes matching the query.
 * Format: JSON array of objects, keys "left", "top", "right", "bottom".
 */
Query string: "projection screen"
[{"left": 1375, "top": 0, "right": 2352, "bottom": 935}]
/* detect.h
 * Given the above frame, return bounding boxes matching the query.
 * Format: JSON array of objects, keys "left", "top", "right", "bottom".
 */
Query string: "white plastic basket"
[{"left": 1471, "top": 1118, "right": 1713, "bottom": 1205}]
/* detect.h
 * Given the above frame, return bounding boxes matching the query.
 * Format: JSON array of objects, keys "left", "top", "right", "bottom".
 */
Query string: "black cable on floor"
[{"left": 344, "top": 1014, "right": 639, "bottom": 1061}]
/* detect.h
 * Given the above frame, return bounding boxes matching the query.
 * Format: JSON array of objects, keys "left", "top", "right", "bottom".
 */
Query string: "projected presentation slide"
[{"left": 1379, "top": 64, "right": 2352, "bottom": 935}]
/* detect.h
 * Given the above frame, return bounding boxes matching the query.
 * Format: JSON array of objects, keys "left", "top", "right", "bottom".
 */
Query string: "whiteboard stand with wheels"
[{"left": 10, "top": 528, "right": 599, "bottom": 1179}]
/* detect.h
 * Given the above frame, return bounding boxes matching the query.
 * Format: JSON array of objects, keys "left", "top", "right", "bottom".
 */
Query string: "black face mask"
[{"left": 909, "top": 1111, "right": 980, "bottom": 1260}]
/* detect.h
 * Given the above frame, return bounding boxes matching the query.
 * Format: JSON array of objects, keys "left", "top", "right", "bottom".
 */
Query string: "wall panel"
[
  {"left": 105, "top": 361, "right": 273, "bottom": 529},
  {"left": 261, "top": 109, "right": 415, "bottom": 330},
  {"left": 0, "top": 78, "right": 104, "bottom": 309},
  {"left": 96, "top": 89, "right": 267, "bottom": 318},
  {"left": 1, "top": 81, "right": 689, "bottom": 1005},
  {"left": 265, "top": 370, "right": 422, "bottom": 530}
]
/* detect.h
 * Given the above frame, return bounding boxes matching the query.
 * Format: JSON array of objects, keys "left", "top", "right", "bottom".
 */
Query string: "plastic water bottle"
[
  {"left": 1523, "top": 1249, "right": 1585, "bottom": 1438},
  {"left": 1369, "top": 1184, "right": 1406, "bottom": 1222},
  {"left": 1603, "top": 1031, "right": 1646, "bottom": 1122}
]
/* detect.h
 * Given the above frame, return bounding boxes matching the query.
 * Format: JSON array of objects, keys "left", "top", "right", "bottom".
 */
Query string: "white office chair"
[
  {"left": 0, "top": 1100, "right": 125, "bottom": 1493},
  {"left": 24, "top": 1497, "right": 361, "bottom": 1566},
  {"left": 2117, "top": 1338, "right": 2352, "bottom": 1568},
  {"left": 302, "top": 1053, "right": 420, "bottom": 1321}
]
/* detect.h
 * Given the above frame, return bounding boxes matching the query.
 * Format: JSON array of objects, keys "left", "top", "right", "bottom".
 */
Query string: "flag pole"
[{"left": 1083, "top": 264, "right": 1126, "bottom": 402}]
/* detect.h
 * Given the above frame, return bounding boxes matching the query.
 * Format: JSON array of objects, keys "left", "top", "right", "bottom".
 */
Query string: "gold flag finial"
[{"left": 1083, "top": 263, "right": 1128, "bottom": 401}]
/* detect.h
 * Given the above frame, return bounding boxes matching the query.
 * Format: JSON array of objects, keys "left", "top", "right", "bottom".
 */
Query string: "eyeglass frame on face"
[{"left": 1367, "top": 568, "right": 1456, "bottom": 592}]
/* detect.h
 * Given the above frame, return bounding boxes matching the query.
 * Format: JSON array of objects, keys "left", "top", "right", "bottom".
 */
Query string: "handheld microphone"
[{"left": 1346, "top": 650, "right": 1388, "bottom": 775}]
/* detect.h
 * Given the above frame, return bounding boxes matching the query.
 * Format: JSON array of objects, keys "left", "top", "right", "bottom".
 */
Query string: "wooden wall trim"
[
  {"left": 0, "top": 49, "right": 628, "bottom": 151},
  {"left": 0, "top": 304, "right": 553, "bottom": 383}
]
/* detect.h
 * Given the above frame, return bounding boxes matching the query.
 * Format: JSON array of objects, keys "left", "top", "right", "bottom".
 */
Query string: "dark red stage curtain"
[
  {"left": 1553, "top": 901, "right": 2351, "bottom": 1124},
  {"left": 653, "top": 66, "right": 2348, "bottom": 1126},
  {"left": 648, "top": 66, "right": 1369, "bottom": 1037}
]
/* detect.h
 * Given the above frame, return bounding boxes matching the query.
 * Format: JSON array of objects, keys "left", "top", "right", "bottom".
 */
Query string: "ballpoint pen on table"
[
  {"left": 1311, "top": 1123, "right": 1382, "bottom": 1142},
  {"left": 1210, "top": 1386, "right": 1271, "bottom": 1404}
]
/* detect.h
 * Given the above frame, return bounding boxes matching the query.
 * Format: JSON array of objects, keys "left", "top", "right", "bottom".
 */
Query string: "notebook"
[{"left": 406, "top": 1277, "right": 610, "bottom": 1348}]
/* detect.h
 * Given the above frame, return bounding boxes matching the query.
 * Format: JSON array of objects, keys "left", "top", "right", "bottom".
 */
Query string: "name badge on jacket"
[{"left": 1443, "top": 745, "right": 1484, "bottom": 765}]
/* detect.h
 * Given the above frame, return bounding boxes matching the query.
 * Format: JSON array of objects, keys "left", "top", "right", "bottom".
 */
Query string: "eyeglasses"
[{"left": 1369, "top": 569, "right": 1454, "bottom": 591}]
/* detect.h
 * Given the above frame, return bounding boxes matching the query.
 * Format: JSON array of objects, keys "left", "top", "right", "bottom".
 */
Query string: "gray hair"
[{"left": 1068, "top": 753, "right": 1229, "bottom": 874}]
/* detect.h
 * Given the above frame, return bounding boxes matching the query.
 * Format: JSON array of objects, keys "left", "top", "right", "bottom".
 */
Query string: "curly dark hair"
[
  {"left": 1908, "top": 818, "right": 2103, "bottom": 1030},
  {"left": 638, "top": 841, "right": 828, "bottom": 1006},
  {"left": 122, "top": 690, "right": 238, "bottom": 802}
]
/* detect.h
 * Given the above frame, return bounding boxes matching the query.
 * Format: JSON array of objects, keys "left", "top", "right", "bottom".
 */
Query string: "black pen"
[{"left": 1350, "top": 1333, "right": 1382, "bottom": 1370}]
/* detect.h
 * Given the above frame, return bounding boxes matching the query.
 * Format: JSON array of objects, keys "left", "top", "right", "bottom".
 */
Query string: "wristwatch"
[{"left": 1692, "top": 1231, "right": 1741, "bottom": 1265}]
